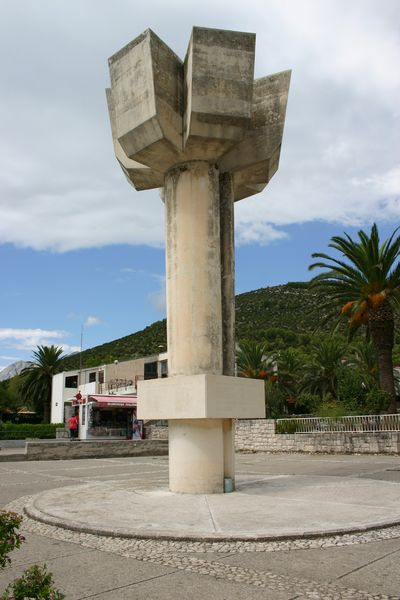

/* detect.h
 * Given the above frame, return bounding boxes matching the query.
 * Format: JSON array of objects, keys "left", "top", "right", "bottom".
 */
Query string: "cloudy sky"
[{"left": 1, "top": 0, "right": 399, "bottom": 370}]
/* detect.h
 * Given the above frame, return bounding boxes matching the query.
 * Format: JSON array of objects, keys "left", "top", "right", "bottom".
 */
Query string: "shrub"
[
  {"left": 0, "top": 512, "right": 64, "bottom": 600},
  {"left": 265, "top": 382, "right": 286, "bottom": 419},
  {"left": 314, "top": 399, "right": 349, "bottom": 418},
  {"left": 0, "top": 565, "right": 65, "bottom": 600},
  {"left": 364, "top": 389, "right": 392, "bottom": 414},
  {"left": 337, "top": 367, "right": 367, "bottom": 413},
  {"left": 294, "top": 392, "right": 321, "bottom": 415},
  {"left": 0, "top": 512, "right": 24, "bottom": 569},
  {"left": 275, "top": 420, "right": 298, "bottom": 434},
  {"left": 0, "top": 424, "right": 63, "bottom": 440}
]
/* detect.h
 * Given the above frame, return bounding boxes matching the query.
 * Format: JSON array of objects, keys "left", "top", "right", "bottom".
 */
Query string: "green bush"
[
  {"left": 0, "top": 564, "right": 65, "bottom": 600},
  {"left": 0, "top": 512, "right": 24, "bottom": 569},
  {"left": 0, "top": 423, "right": 63, "bottom": 440},
  {"left": 275, "top": 420, "right": 298, "bottom": 434},
  {"left": 0, "top": 511, "right": 64, "bottom": 599},
  {"left": 364, "top": 389, "right": 392, "bottom": 414},
  {"left": 265, "top": 382, "right": 286, "bottom": 419},
  {"left": 314, "top": 400, "right": 350, "bottom": 418},
  {"left": 337, "top": 368, "right": 367, "bottom": 413},
  {"left": 294, "top": 392, "right": 321, "bottom": 415}
]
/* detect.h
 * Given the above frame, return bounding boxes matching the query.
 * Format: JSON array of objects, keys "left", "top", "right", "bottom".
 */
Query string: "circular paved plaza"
[{"left": 1, "top": 453, "right": 400, "bottom": 599}]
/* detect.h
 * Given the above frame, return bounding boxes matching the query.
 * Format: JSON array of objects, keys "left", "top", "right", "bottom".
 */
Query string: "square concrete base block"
[{"left": 137, "top": 373, "right": 265, "bottom": 420}]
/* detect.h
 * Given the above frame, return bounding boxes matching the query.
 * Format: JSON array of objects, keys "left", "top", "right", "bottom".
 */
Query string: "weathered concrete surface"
[
  {"left": 107, "top": 27, "right": 290, "bottom": 198},
  {"left": 108, "top": 29, "right": 183, "bottom": 173},
  {"left": 183, "top": 28, "right": 255, "bottom": 157},
  {"left": 24, "top": 439, "right": 167, "bottom": 461},
  {"left": 219, "top": 171, "right": 236, "bottom": 377},
  {"left": 164, "top": 162, "right": 222, "bottom": 377},
  {"left": 25, "top": 472, "right": 400, "bottom": 541},
  {"left": 107, "top": 27, "right": 290, "bottom": 494},
  {"left": 2, "top": 455, "right": 400, "bottom": 599},
  {"left": 219, "top": 70, "right": 291, "bottom": 200},
  {"left": 139, "top": 373, "right": 263, "bottom": 492},
  {"left": 139, "top": 375, "right": 264, "bottom": 419}
]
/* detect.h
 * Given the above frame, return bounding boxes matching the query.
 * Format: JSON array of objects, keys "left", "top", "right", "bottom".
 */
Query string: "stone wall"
[
  {"left": 234, "top": 419, "right": 400, "bottom": 455},
  {"left": 25, "top": 439, "right": 168, "bottom": 461},
  {"left": 145, "top": 425, "right": 169, "bottom": 440},
  {"left": 145, "top": 420, "right": 400, "bottom": 455}
]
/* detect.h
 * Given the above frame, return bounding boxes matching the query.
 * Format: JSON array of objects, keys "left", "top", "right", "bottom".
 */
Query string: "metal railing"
[
  {"left": 275, "top": 414, "right": 400, "bottom": 434},
  {"left": 87, "top": 426, "right": 128, "bottom": 438}
]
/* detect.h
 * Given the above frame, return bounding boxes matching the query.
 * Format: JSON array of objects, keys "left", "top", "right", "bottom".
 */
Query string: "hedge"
[{"left": 0, "top": 423, "right": 64, "bottom": 440}]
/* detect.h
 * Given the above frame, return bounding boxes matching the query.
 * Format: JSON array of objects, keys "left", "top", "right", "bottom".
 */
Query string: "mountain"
[
  {"left": 0, "top": 361, "right": 30, "bottom": 382},
  {"left": 59, "top": 281, "right": 400, "bottom": 372},
  {"left": 60, "top": 282, "right": 332, "bottom": 371}
]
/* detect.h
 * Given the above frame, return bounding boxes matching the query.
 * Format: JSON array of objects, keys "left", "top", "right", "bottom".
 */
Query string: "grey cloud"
[{"left": 1, "top": 0, "right": 399, "bottom": 251}]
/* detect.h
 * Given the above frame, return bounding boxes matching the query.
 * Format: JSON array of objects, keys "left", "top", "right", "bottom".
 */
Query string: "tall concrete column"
[
  {"left": 106, "top": 26, "right": 290, "bottom": 494},
  {"left": 164, "top": 162, "right": 226, "bottom": 493},
  {"left": 164, "top": 162, "right": 223, "bottom": 377},
  {"left": 219, "top": 172, "right": 236, "bottom": 484}
]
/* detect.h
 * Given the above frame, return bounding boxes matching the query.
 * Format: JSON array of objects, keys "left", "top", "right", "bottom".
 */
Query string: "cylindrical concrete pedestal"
[{"left": 169, "top": 419, "right": 224, "bottom": 493}]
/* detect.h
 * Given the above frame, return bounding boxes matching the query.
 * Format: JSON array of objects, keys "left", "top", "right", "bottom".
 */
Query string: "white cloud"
[
  {"left": 0, "top": 0, "right": 399, "bottom": 251},
  {"left": 0, "top": 328, "right": 80, "bottom": 355},
  {"left": 352, "top": 166, "right": 400, "bottom": 198},
  {"left": 84, "top": 316, "right": 101, "bottom": 327},
  {"left": 236, "top": 221, "right": 288, "bottom": 246}
]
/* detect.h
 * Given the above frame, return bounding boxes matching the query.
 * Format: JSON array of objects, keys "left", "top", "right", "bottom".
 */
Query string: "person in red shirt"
[{"left": 69, "top": 415, "right": 78, "bottom": 440}]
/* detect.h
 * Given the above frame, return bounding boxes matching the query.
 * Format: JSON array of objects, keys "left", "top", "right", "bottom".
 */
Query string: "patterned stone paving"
[{"left": 4, "top": 494, "right": 400, "bottom": 600}]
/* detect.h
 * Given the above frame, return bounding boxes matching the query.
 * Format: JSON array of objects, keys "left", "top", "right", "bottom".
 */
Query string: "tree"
[
  {"left": 309, "top": 224, "right": 400, "bottom": 413},
  {"left": 272, "top": 347, "right": 305, "bottom": 403},
  {"left": 348, "top": 338, "right": 379, "bottom": 392},
  {"left": 20, "top": 346, "right": 64, "bottom": 423},
  {"left": 302, "top": 336, "right": 347, "bottom": 399},
  {"left": 236, "top": 341, "right": 273, "bottom": 380},
  {"left": 0, "top": 510, "right": 64, "bottom": 599}
]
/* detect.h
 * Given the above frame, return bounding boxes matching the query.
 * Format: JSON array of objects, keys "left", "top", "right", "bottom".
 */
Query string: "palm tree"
[
  {"left": 302, "top": 336, "right": 347, "bottom": 399},
  {"left": 273, "top": 347, "right": 305, "bottom": 402},
  {"left": 20, "top": 345, "right": 64, "bottom": 423},
  {"left": 349, "top": 338, "right": 379, "bottom": 392},
  {"left": 309, "top": 224, "right": 400, "bottom": 413},
  {"left": 236, "top": 341, "right": 273, "bottom": 379}
]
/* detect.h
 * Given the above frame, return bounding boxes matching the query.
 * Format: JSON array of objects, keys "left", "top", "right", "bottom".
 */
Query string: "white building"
[{"left": 51, "top": 353, "right": 168, "bottom": 439}]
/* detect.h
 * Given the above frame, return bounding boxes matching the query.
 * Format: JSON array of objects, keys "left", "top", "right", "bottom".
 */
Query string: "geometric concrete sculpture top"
[
  {"left": 107, "top": 27, "right": 290, "bottom": 201},
  {"left": 106, "top": 27, "right": 290, "bottom": 494}
]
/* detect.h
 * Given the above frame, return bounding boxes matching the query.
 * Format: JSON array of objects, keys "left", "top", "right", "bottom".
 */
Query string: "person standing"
[{"left": 69, "top": 414, "right": 78, "bottom": 440}]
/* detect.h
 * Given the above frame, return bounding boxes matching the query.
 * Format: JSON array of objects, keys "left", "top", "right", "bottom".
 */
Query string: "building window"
[
  {"left": 65, "top": 375, "right": 78, "bottom": 389},
  {"left": 144, "top": 361, "right": 158, "bottom": 380},
  {"left": 89, "top": 372, "right": 96, "bottom": 383},
  {"left": 98, "top": 371, "right": 104, "bottom": 384}
]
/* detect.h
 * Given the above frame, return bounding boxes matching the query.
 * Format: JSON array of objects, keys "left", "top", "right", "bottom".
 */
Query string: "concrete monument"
[{"left": 106, "top": 27, "right": 290, "bottom": 493}]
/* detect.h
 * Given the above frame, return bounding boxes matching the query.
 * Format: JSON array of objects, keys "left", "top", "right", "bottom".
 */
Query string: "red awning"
[{"left": 88, "top": 395, "right": 137, "bottom": 408}]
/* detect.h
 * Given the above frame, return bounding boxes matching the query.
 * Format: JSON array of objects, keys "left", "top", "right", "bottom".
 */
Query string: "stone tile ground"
[{"left": 1, "top": 454, "right": 400, "bottom": 599}]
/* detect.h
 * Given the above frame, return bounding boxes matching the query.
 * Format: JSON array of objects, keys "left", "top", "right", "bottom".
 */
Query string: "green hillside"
[
  {"left": 235, "top": 281, "right": 331, "bottom": 347},
  {"left": 61, "top": 281, "right": 336, "bottom": 371}
]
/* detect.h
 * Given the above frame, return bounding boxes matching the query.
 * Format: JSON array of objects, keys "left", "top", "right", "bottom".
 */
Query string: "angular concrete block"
[
  {"left": 108, "top": 29, "right": 183, "bottom": 172},
  {"left": 107, "top": 28, "right": 290, "bottom": 196},
  {"left": 106, "top": 88, "right": 164, "bottom": 190},
  {"left": 219, "top": 70, "right": 291, "bottom": 200},
  {"left": 137, "top": 373, "right": 265, "bottom": 420},
  {"left": 183, "top": 27, "right": 255, "bottom": 159}
]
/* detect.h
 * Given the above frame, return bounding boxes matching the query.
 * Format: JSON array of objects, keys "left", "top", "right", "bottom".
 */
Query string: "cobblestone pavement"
[{"left": 1, "top": 454, "right": 400, "bottom": 599}]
